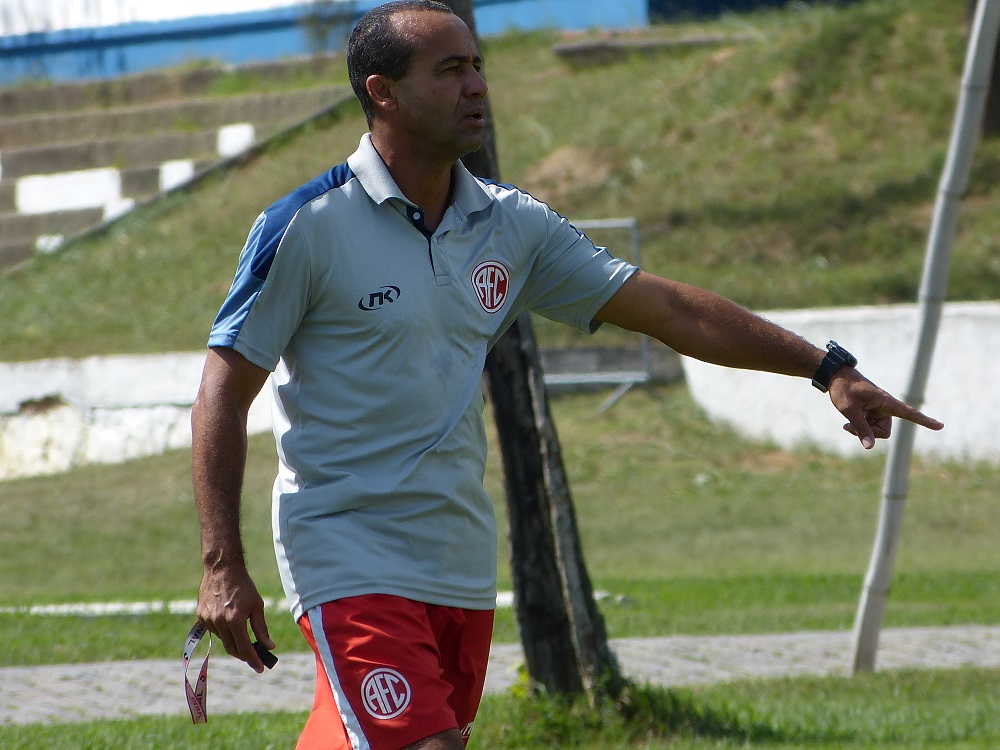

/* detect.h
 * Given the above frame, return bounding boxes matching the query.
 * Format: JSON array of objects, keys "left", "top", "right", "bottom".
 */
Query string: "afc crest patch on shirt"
[{"left": 471, "top": 260, "right": 509, "bottom": 313}]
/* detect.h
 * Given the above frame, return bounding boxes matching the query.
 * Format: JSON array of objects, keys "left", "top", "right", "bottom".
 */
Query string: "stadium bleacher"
[{"left": 0, "top": 56, "right": 352, "bottom": 269}]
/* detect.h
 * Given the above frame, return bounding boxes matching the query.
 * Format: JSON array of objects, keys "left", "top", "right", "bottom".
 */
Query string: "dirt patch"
[
  {"left": 520, "top": 146, "right": 614, "bottom": 204},
  {"left": 738, "top": 449, "right": 803, "bottom": 474},
  {"left": 17, "top": 395, "right": 67, "bottom": 415}
]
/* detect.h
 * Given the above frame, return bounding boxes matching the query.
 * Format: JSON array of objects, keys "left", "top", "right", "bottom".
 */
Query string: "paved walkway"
[{"left": 2, "top": 626, "right": 998, "bottom": 726}]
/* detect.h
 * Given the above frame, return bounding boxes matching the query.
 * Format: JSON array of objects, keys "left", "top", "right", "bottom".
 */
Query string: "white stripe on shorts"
[{"left": 308, "top": 606, "right": 371, "bottom": 750}]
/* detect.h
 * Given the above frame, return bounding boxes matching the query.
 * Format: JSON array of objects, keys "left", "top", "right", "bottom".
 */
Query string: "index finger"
[{"left": 887, "top": 400, "right": 944, "bottom": 431}]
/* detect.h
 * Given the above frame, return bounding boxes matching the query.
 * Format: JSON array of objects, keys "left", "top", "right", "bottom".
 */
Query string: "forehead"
[{"left": 391, "top": 10, "right": 479, "bottom": 63}]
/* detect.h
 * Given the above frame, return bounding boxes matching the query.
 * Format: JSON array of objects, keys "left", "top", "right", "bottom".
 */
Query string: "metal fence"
[{"left": 541, "top": 217, "right": 652, "bottom": 410}]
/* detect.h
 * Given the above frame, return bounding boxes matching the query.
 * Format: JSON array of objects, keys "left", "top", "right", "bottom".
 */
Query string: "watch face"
[
  {"left": 828, "top": 342, "right": 857, "bottom": 368},
  {"left": 813, "top": 342, "right": 856, "bottom": 392}
]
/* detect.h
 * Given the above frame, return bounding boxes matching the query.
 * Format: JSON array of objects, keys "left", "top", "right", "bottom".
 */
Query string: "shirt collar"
[{"left": 347, "top": 133, "right": 493, "bottom": 220}]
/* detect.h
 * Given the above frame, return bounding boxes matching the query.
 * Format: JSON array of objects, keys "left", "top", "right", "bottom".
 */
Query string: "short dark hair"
[{"left": 347, "top": 1, "right": 455, "bottom": 125}]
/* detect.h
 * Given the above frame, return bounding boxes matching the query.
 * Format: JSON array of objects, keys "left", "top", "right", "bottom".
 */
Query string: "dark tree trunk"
[
  {"left": 441, "top": 0, "right": 624, "bottom": 698},
  {"left": 484, "top": 320, "right": 587, "bottom": 694}
]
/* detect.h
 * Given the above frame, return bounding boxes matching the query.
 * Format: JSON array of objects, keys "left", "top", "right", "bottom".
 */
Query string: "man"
[{"left": 192, "top": 2, "right": 943, "bottom": 749}]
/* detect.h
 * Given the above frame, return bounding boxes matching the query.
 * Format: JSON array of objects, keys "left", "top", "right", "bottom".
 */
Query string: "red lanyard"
[
  {"left": 182, "top": 622, "right": 211, "bottom": 724},
  {"left": 182, "top": 620, "right": 278, "bottom": 724}
]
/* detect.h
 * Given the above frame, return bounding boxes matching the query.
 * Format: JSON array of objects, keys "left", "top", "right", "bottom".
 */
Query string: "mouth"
[{"left": 464, "top": 109, "right": 486, "bottom": 125}]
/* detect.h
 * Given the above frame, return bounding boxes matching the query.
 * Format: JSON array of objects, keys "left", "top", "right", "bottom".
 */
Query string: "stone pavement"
[{"left": 2, "top": 626, "right": 998, "bottom": 726}]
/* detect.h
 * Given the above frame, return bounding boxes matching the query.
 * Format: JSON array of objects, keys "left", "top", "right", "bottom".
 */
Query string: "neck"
[{"left": 370, "top": 129, "right": 456, "bottom": 231}]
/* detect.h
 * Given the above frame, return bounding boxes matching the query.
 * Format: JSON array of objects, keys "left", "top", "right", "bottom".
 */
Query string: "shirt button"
[{"left": 413, "top": 212, "right": 422, "bottom": 220}]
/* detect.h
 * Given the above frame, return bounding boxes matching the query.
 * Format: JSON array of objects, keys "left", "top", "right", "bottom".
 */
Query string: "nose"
[{"left": 467, "top": 68, "right": 488, "bottom": 98}]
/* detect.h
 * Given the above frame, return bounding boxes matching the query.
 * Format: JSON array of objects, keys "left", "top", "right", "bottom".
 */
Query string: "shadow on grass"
[
  {"left": 618, "top": 681, "right": 828, "bottom": 745},
  {"left": 481, "top": 678, "right": 856, "bottom": 747}
]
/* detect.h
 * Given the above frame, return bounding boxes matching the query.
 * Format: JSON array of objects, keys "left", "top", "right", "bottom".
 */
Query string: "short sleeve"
[
  {"left": 524, "top": 205, "right": 638, "bottom": 333},
  {"left": 208, "top": 211, "right": 312, "bottom": 371}
]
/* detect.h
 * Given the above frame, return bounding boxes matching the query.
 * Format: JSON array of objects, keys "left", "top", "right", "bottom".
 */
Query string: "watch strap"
[{"left": 811, "top": 341, "right": 857, "bottom": 393}]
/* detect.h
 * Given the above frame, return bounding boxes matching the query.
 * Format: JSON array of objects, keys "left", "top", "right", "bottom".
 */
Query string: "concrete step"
[
  {"left": 0, "top": 55, "right": 352, "bottom": 271},
  {"left": 0, "top": 166, "right": 188, "bottom": 215},
  {"left": 0, "top": 54, "right": 344, "bottom": 117},
  {"left": 118, "top": 159, "right": 217, "bottom": 200},
  {"left": 0, "top": 208, "right": 105, "bottom": 245},
  {"left": 0, "top": 86, "right": 349, "bottom": 149},
  {"left": 0, "top": 182, "right": 14, "bottom": 214},
  {"left": 0, "top": 239, "right": 32, "bottom": 268},
  {"left": 0, "top": 160, "right": 215, "bottom": 265},
  {"left": 1, "top": 129, "right": 233, "bottom": 179},
  {"left": 0, "top": 68, "right": 225, "bottom": 118}
]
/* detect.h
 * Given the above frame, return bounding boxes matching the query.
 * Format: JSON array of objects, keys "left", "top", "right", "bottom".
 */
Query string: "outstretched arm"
[
  {"left": 595, "top": 271, "right": 943, "bottom": 447},
  {"left": 191, "top": 346, "right": 274, "bottom": 672}
]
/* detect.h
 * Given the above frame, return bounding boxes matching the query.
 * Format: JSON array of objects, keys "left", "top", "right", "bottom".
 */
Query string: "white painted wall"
[
  {"left": 16, "top": 168, "right": 122, "bottom": 215},
  {"left": 0, "top": 352, "right": 272, "bottom": 480},
  {"left": 682, "top": 301, "right": 998, "bottom": 464},
  {"left": 1, "top": 301, "right": 996, "bottom": 481},
  {"left": 159, "top": 160, "right": 196, "bottom": 192},
  {"left": 0, "top": 0, "right": 309, "bottom": 35},
  {"left": 216, "top": 123, "right": 256, "bottom": 158}
]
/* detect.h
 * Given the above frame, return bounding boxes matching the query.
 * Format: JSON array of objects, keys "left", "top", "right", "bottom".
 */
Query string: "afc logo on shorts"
[
  {"left": 361, "top": 668, "right": 412, "bottom": 719},
  {"left": 471, "top": 260, "right": 509, "bottom": 313}
]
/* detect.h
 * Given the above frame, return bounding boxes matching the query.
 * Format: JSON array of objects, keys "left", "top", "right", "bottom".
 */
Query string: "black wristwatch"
[{"left": 811, "top": 340, "right": 857, "bottom": 393}]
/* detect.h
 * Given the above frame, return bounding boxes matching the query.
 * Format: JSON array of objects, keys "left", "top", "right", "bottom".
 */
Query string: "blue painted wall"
[
  {"left": 650, "top": 0, "right": 780, "bottom": 21},
  {"left": 648, "top": 0, "right": 858, "bottom": 22},
  {"left": 0, "top": 0, "right": 648, "bottom": 85}
]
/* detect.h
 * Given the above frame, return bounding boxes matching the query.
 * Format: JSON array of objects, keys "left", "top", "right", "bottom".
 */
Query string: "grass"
[
  {"left": 1, "top": 386, "right": 997, "bottom": 666},
  {"left": 2, "top": 570, "right": 998, "bottom": 668},
  {"left": 1, "top": 0, "right": 997, "bottom": 360},
  {"left": 1, "top": 1, "right": 998, "bottom": 743},
  {"left": 2, "top": 668, "right": 999, "bottom": 748},
  {"left": 474, "top": 669, "right": 1000, "bottom": 748}
]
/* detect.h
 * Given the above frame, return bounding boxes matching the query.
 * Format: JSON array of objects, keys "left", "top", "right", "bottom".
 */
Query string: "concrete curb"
[{"left": 2, "top": 626, "right": 998, "bottom": 726}]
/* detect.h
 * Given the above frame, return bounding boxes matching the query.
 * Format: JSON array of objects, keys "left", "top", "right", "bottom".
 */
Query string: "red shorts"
[{"left": 296, "top": 595, "right": 494, "bottom": 750}]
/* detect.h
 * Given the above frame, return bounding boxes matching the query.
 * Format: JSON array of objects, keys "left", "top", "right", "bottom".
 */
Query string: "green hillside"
[{"left": 1, "top": 0, "right": 997, "bottom": 361}]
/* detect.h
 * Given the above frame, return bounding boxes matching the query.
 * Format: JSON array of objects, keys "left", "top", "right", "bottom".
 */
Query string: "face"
[{"left": 372, "top": 11, "right": 488, "bottom": 161}]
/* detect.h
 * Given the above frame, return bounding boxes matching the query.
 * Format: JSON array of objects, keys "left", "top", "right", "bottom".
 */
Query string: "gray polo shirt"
[{"left": 209, "top": 134, "right": 637, "bottom": 619}]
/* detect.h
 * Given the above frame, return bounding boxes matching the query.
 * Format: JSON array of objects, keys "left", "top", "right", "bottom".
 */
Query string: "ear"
[{"left": 366, "top": 74, "right": 398, "bottom": 116}]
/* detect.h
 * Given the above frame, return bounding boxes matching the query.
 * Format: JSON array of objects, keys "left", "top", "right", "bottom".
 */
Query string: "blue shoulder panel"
[
  {"left": 209, "top": 161, "right": 355, "bottom": 349},
  {"left": 252, "top": 160, "right": 355, "bottom": 280}
]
